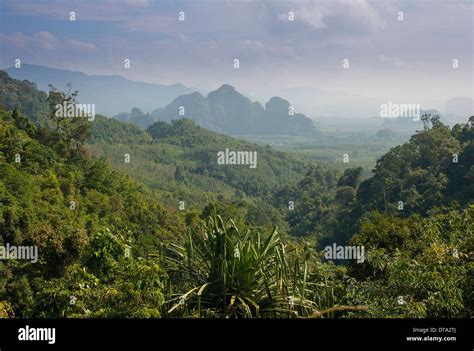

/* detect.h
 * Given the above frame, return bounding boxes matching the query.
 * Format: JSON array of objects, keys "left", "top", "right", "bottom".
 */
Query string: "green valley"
[{"left": 0, "top": 70, "right": 472, "bottom": 319}]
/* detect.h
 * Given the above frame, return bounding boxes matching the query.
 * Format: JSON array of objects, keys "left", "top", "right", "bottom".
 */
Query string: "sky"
[{"left": 0, "top": 0, "right": 473, "bottom": 117}]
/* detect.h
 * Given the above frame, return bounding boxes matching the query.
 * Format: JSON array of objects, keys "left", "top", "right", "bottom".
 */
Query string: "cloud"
[
  {"left": 267, "top": 0, "right": 385, "bottom": 37},
  {"left": 377, "top": 55, "right": 407, "bottom": 69},
  {"left": 1, "top": 31, "right": 96, "bottom": 52},
  {"left": 5, "top": 0, "right": 385, "bottom": 38},
  {"left": 5, "top": 0, "right": 153, "bottom": 23},
  {"left": 1, "top": 0, "right": 471, "bottom": 112},
  {"left": 0, "top": 31, "right": 96, "bottom": 70}
]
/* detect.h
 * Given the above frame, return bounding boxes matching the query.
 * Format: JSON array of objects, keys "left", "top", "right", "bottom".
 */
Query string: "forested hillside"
[{"left": 0, "top": 71, "right": 472, "bottom": 318}]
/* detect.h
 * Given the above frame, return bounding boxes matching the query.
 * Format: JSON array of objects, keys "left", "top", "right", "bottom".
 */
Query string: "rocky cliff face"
[{"left": 152, "top": 85, "right": 317, "bottom": 136}]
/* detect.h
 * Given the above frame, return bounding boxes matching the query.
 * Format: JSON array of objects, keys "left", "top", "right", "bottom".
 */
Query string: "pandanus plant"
[{"left": 162, "top": 209, "right": 321, "bottom": 318}]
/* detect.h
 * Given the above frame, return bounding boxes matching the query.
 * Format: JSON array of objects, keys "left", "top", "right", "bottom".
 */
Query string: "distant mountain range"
[
  {"left": 4, "top": 64, "right": 317, "bottom": 136},
  {"left": 4, "top": 64, "right": 194, "bottom": 116},
  {"left": 117, "top": 84, "right": 317, "bottom": 135}
]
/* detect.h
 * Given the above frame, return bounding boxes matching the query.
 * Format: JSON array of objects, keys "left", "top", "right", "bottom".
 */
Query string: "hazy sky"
[{"left": 0, "top": 0, "right": 472, "bottom": 117}]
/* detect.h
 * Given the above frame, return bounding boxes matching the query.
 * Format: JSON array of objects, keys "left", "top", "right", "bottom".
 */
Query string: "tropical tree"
[{"left": 163, "top": 209, "right": 364, "bottom": 318}]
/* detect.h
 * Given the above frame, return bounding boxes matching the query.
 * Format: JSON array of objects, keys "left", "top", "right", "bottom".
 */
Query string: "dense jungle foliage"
[{"left": 0, "top": 71, "right": 472, "bottom": 318}]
